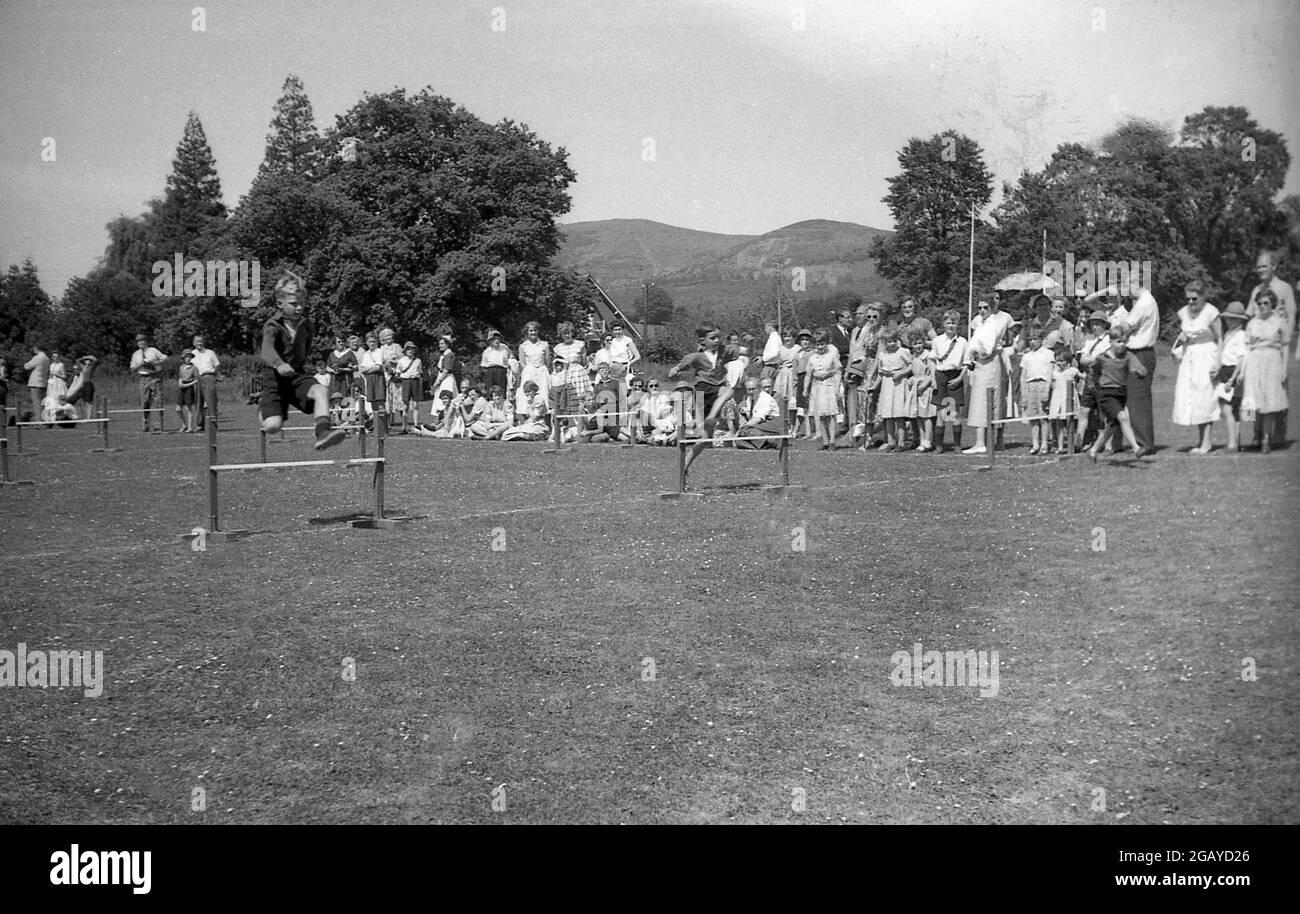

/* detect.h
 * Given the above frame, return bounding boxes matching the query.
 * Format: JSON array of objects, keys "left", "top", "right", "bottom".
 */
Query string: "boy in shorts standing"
[
  {"left": 1087, "top": 326, "right": 1148, "bottom": 462},
  {"left": 258, "top": 271, "right": 348, "bottom": 450}
]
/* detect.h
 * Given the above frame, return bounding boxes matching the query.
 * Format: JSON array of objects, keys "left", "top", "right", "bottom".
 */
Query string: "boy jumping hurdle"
[
  {"left": 258, "top": 271, "right": 348, "bottom": 450},
  {"left": 668, "top": 321, "right": 740, "bottom": 479}
]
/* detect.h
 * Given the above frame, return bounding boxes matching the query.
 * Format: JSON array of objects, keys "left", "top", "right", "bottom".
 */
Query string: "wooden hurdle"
[
  {"left": 659, "top": 402, "right": 805, "bottom": 500},
  {"left": 12, "top": 397, "right": 119, "bottom": 454},
  {"left": 106, "top": 403, "right": 165, "bottom": 433},
  {"left": 545, "top": 408, "right": 640, "bottom": 453},
  {"left": 183, "top": 409, "right": 409, "bottom": 543}
]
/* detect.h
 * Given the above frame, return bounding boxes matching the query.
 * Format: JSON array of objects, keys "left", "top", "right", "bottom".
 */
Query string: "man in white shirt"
[
  {"left": 1116, "top": 287, "right": 1159, "bottom": 453},
  {"left": 128, "top": 333, "right": 168, "bottom": 431},
  {"left": 735, "top": 378, "right": 785, "bottom": 448},
  {"left": 190, "top": 334, "right": 220, "bottom": 430},
  {"left": 606, "top": 322, "right": 641, "bottom": 401},
  {"left": 1246, "top": 251, "right": 1295, "bottom": 440}
]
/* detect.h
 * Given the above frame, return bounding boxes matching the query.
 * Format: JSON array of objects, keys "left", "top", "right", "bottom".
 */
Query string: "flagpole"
[{"left": 967, "top": 202, "right": 975, "bottom": 331}]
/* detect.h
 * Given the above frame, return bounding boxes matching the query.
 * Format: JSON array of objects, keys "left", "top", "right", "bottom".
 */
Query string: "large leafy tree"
[
  {"left": 253, "top": 87, "right": 597, "bottom": 347},
  {"left": 871, "top": 132, "right": 996, "bottom": 311},
  {"left": 49, "top": 271, "right": 159, "bottom": 369}
]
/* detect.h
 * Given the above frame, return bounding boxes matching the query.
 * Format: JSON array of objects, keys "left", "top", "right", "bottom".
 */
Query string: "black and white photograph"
[{"left": 0, "top": 0, "right": 1296, "bottom": 872}]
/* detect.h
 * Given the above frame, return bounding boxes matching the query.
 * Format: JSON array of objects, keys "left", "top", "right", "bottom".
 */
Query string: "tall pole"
[
  {"left": 642, "top": 281, "right": 652, "bottom": 344},
  {"left": 967, "top": 202, "right": 976, "bottom": 332}
]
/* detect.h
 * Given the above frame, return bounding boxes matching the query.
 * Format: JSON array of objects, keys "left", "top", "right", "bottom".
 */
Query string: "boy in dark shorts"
[
  {"left": 258, "top": 271, "right": 348, "bottom": 450},
  {"left": 668, "top": 321, "right": 740, "bottom": 477},
  {"left": 1087, "top": 326, "right": 1148, "bottom": 462}
]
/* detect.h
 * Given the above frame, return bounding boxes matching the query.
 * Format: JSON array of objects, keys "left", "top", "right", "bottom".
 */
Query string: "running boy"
[
  {"left": 668, "top": 321, "right": 739, "bottom": 477},
  {"left": 258, "top": 271, "right": 348, "bottom": 449}
]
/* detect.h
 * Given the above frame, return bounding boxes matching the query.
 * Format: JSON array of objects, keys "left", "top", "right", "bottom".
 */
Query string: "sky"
[{"left": 1, "top": 0, "right": 1298, "bottom": 296}]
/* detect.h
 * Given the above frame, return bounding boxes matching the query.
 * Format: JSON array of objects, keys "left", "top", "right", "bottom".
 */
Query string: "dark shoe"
[{"left": 314, "top": 427, "right": 348, "bottom": 450}]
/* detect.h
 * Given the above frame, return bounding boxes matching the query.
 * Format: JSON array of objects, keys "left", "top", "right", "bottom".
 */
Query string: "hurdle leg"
[
  {"left": 208, "top": 415, "right": 219, "bottom": 531},
  {"left": 14, "top": 416, "right": 22, "bottom": 454},
  {"left": 1, "top": 437, "right": 34, "bottom": 487},
  {"left": 543, "top": 409, "right": 563, "bottom": 454},
  {"left": 260, "top": 430, "right": 268, "bottom": 463},
  {"left": 90, "top": 397, "right": 120, "bottom": 454},
  {"left": 986, "top": 389, "right": 995, "bottom": 470},
  {"left": 349, "top": 411, "right": 410, "bottom": 529}
]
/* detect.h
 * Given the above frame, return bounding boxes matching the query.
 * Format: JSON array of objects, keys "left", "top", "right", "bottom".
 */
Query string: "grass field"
[{"left": 2, "top": 349, "right": 1297, "bottom": 824}]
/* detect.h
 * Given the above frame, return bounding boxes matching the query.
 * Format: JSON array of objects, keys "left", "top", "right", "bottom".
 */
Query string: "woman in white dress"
[
  {"left": 1240, "top": 289, "right": 1289, "bottom": 453},
  {"left": 1170, "top": 281, "right": 1221, "bottom": 454},
  {"left": 431, "top": 336, "right": 459, "bottom": 400},
  {"left": 962, "top": 299, "right": 1014, "bottom": 455},
  {"left": 516, "top": 322, "right": 551, "bottom": 417}
]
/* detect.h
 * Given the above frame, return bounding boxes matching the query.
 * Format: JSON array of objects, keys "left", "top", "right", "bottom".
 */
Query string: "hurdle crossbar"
[
  {"left": 212, "top": 457, "right": 383, "bottom": 472},
  {"left": 667, "top": 404, "right": 796, "bottom": 496},
  {"left": 13, "top": 397, "right": 118, "bottom": 453}
]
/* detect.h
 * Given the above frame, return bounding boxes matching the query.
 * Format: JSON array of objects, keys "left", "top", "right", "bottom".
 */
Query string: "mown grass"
[{"left": 1, "top": 354, "right": 1296, "bottom": 823}]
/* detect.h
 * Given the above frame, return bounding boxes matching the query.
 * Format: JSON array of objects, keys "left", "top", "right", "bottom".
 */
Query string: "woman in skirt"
[{"left": 1240, "top": 289, "right": 1289, "bottom": 453}]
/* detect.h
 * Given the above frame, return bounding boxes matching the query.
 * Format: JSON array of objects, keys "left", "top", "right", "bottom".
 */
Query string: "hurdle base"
[
  {"left": 308, "top": 509, "right": 409, "bottom": 527},
  {"left": 347, "top": 515, "right": 413, "bottom": 530},
  {"left": 177, "top": 529, "right": 252, "bottom": 544},
  {"left": 761, "top": 484, "right": 810, "bottom": 499},
  {"left": 1, "top": 479, "right": 35, "bottom": 487},
  {"left": 658, "top": 492, "right": 704, "bottom": 502},
  {"left": 89, "top": 447, "right": 122, "bottom": 454}
]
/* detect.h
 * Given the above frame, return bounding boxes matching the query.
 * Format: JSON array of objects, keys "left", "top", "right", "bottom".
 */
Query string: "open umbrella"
[{"left": 995, "top": 271, "right": 1061, "bottom": 292}]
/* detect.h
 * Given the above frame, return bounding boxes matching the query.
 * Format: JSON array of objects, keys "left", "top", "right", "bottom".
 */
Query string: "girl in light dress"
[
  {"left": 1048, "top": 349, "right": 1080, "bottom": 453},
  {"left": 1170, "top": 281, "right": 1221, "bottom": 454},
  {"left": 874, "top": 330, "right": 912, "bottom": 451},
  {"left": 907, "top": 334, "right": 937, "bottom": 452},
  {"left": 552, "top": 321, "right": 591, "bottom": 439},
  {"left": 502, "top": 380, "right": 551, "bottom": 441},
  {"left": 1240, "top": 289, "right": 1289, "bottom": 453},
  {"left": 802, "top": 329, "right": 842, "bottom": 450},
  {"left": 773, "top": 328, "right": 799, "bottom": 436},
  {"left": 516, "top": 322, "right": 551, "bottom": 418}
]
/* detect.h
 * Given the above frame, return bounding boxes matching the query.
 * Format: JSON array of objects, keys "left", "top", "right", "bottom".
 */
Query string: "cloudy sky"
[{"left": 1, "top": 0, "right": 1297, "bottom": 295}]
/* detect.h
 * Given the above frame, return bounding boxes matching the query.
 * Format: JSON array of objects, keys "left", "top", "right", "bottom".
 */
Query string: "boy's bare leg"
[
  {"left": 1116, "top": 409, "right": 1140, "bottom": 454},
  {"left": 683, "top": 388, "right": 733, "bottom": 474}
]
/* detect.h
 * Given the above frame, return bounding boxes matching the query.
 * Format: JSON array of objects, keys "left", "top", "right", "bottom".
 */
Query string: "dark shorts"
[
  {"left": 483, "top": 365, "right": 508, "bottom": 395},
  {"left": 66, "top": 382, "right": 95, "bottom": 405},
  {"left": 259, "top": 366, "right": 319, "bottom": 420},
  {"left": 401, "top": 378, "right": 422, "bottom": 402},
  {"left": 179, "top": 386, "right": 197, "bottom": 407},
  {"left": 1097, "top": 388, "right": 1127, "bottom": 423},
  {"left": 933, "top": 369, "right": 965, "bottom": 411},
  {"left": 697, "top": 383, "right": 729, "bottom": 417},
  {"left": 795, "top": 374, "right": 808, "bottom": 410},
  {"left": 1079, "top": 385, "right": 1098, "bottom": 409}
]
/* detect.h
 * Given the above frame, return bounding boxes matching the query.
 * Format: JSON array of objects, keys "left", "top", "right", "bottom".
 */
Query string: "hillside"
[{"left": 555, "top": 218, "right": 895, "bottom": 325}]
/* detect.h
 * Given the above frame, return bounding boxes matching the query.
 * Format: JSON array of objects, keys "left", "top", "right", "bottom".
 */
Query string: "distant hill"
[{"left": 555, "top": 218, "right": 895, "bottom": 326}]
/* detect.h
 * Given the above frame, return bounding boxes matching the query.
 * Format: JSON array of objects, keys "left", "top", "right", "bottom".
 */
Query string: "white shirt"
[
  {"left": 130, "top": 347, "right": 167, "bottom": 375},
  {"left": 1219, "top": 327, "right": 1248, "bottom": 368},
  {"left": 1123, "top": 290, "right": 1160, "bottom": 349},
  {"left": 745, "top": 390, "right": 780, "bottom": 423},
  {"left": 191, "top": 348, "right": 220, "bottom": 375},
  {"left": 969, "top": 311, "right": 1012, "bottom": 359},
  {"left": 1020, "top": 347, "right": 1054, "bottom": 383},
  {"left": 725, "top": 358, "right": 747, "bottom": 388},
  {"left": 607, "top": 335, "right": 639, "bottom": 364},
  {"left": 930, "top": 334, "right": 967, "bottom": 371},
  {"left": 397, "top": 356, "right": 422, "bottom": 380},
  {"left": 761, "top": 331, "right": 782, "bottom": 364}
]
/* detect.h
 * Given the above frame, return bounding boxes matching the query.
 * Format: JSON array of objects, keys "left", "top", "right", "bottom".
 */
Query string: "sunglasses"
[
  {"left": 978, "top": 305, "right": 990, "bottom": 310},
  {"left": 647, "top": 384, "right": 659, "bottom": 389}
]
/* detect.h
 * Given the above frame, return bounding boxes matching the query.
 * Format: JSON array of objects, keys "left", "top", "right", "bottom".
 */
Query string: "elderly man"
[
  {"left": 735, "top": 377, "right": 786, "bottom": 448},
  {"left": 129, "top": 333, "right": 168, "bottom": 431},
  {"left": 23, "top": 342, "right": 50, "bottom": 424},
  {"left": 190, "top": 334, "right": 220, "bottom": 430}
]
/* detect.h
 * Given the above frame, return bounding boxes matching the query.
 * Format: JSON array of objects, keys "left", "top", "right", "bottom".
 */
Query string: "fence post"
[
  {"left": 986, "top": 388, "right": 995, "bottom": 470},
  {"left": 208, "top": 407, "right": 220, "bottom": 531}
]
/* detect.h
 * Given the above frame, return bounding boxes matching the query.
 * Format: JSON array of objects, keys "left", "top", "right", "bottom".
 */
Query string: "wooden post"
[
  {"left": 208, "top": 408, "right": 220, "bottom": 531},
  {"left": 14, "top": 413, "right": 21, "bottom": 453},
  {"left": 99, "top": 398, "right": 109, "bottom": 450},
  {"left": 259, "top": 429, "right": 268, "bottom": 463},
  {"left": 677, "top": 438, "right": 687, "bottom": 494},
  {"left": 986, "top": 388, "right": 995, "bottom": 470},
  {"left": 375, "top": 411, "right": 387, "bottom": 519}
]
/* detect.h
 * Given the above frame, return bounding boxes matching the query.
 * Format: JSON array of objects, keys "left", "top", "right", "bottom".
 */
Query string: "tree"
[
  {"left": 0, "top": 260, "right": 54, "bottom": 365},
  {"left": 257, "top": 75, "right": 324, "bottom": 180},
  {"left": 240, "top": 86, "right": 591, "bottom": 349},
  {"left": 871, "top": 132, "right": 995, "bottom": 309},
  {"left": 50, "top": 271, "right": 158, "bottom": 369},
  {"left": 151, "top": 111, "right": 228, "bottom": 258}
]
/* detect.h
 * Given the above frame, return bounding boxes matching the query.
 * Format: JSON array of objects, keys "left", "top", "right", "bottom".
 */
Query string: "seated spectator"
[
  {"left": 502, "top": 380, "right": 551, "bottom": 441},
  {"left": 63, "top": 355, "right": 98, "bottom": 419},
  {"left": 468, "top": 385, "right": 511, "bottom": 440},
  {"left": 734, "top": 376, "right": 787, "bottom": 448},
  {"left": 591, "top": 365, "right": 630, "bottom": 442},
  {"left": 625, "top": 375, "right": 648, "bottom": 442},
  {"left": 411, "top": 390, "right": 465, "bottom": 437},
  {"left": 640, "top": 378, "right": 673, "bottom": 443}
]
